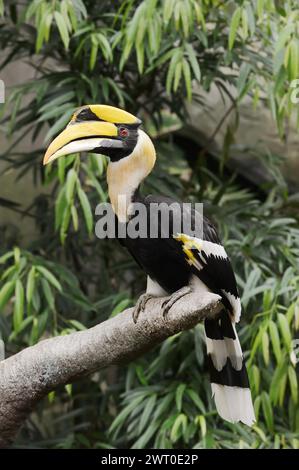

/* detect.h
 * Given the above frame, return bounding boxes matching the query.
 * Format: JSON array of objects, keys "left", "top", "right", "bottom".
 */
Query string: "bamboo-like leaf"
[
  {"left": 66, "top": 168, "right": 78, "bottom": 203},
  {"left": 89, "top": 37, "right": 98, "bottom": 70},
  {"left": 241, "top": 8, "right": 248, "bottom": 39},
  {"left": 69, "top": 319, "right": 86, "bottom": 331},
  {"left": 36, "top": 266, "right": 62, "bottom": 292},
  {"left": 55, "top": 186, "right": 67, "bottom": 231},
  {"left": 182, "top": 58, "right": 192, "bottom": 101},
  {"left": 198, "top": 415, "right": 207, "bottom": 438},
  {"left": 13, "top": 280, "right": 24, "bottom": 332},
  {"left": 0, "top": 281, "right": 15, "bottom": 312},
  {"left": 186, "top": 388, "right": 205, "bottom": 413},
  {"left": 256, "top": 0, "right": 264, "bottom": 20},
  {"left": 13, "top": 247, "right": 21, "bottom": 266},
  {"left": 173, "top": 61, "right": 182, "bottom": 92},
  {"left": 270, "top": 361, "right": 287, "bottom": 404},
  {"left": 170, "top": 413, "right": 187, "bottom": 443},
  {"left": 261, "top": 392, "right": 274, "bottom": 433},
  {"left": 26, "top": 266, "right": 36, "bottom": 306},
  {"left": 163, "top": 0, "right": 175, "bottom": 24},
  {"left": 175, "top": 383, "right": 186, "bottom": 412},
  {"left": 41, "top": 278, "right": 55, "bottom": 311},
  {"left": 288, "top": 365, "right": 298, "bottom": 404},
  {"left": 166, "top": 49, "right": 182, "bottom": 94},
  {"left": 275, "top": 24, "right": 294, "bottom": 53},
  {"left": 71, "top": 205, "right": 79, "bottom": 232},
  {"left": 138, "top": 394, "right": 157, "bottom": 434},
  {"left": 54, "top": 11, "right": 70, "bottom": 50},
  {"left": 185, "top": 43, "right": 201, "bottom": 81},
  {"left": 229, "top": 7, "right": 241, "bottom": 50},
  {"left": 0, "top": 251, "right": 14, "bottom": 264},
  {"left": 289, "top": 39, "right": 299, "bottom": 81},
  {"left": 77, "top": 186, "right": 93, "bottom": 235},
  {"left": 262, "top": 331, "right": 270, "bottom": 366},
  {"left": 269, "top": 320, "right": 282, "bottom": 363},
  {"left": 278, "top": 313, "right": 292, "bottom": 349}
]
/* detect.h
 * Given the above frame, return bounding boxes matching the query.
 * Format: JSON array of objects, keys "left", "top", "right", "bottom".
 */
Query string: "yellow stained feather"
[{"left": 174, "top": 233, "right": 203, "bottom": 264}]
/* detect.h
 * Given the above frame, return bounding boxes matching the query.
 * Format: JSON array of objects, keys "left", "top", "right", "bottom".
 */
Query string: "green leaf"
[
  {"left": 138, "top": 394, "right": 157, "bottom": 434},
  {"left": 60, "top": 205, "right": 72, "bottom": 244},
  {"left": 241, "top": 8, "right": 248, "bottom": 39},
  {"left": 0, "top": 251, "right": 14, "bottom": 264},
  {"left": 270, "top": 362, "right": 287, "bottom": 404},
  {"left": 269, "top": 320, "right": 282, "bottom": 363},
  {"left": 288, "top": 366, "right": 298, "bottom": 404},
  {"left": 275, "top": 24, "right": 294, "bottom": 53},
  {"left": 288, "top": 39, "right": 299, "bottom": 81},
  {"left": 173, "top": 61, "right": 182, "bottom": 92},
  {"left": 133, "top": 422, "right": 160, "bottom": 449},
  {"left": 110, "top": 299, "right": 131, "bottom": 317},
  {"left": 0, "top": 281, "right": 15, "bottom": 312},
  {"left": 229, "top": 7, "right": 241, "bottom": 50},
  {"left": 175, "top": 383, "right": 186, "bottom": 412},
  {"left": 198, "top": 415, "right": 207, "bottom": 438},
  {"left": 69, "top": 319, "right": 86, "bottom": 331},
  {"left": 89, "top": 37, "right": 98, "bottom": 70},
  {"left": 48, "top": 391, "right": 56, "bottom": 403},
  {"left": 26, "top": 266, "right": 36, "bottom": 306},
  {"left": 55, "top": 186, "right": 67, "bottom": 231},
  {"left": 262, "top": 331, "right": 270, "bottom": 366},
  {"left": 77, "top": 186, "right": 93, "bottom": 235},
  {"left": 109, "top": 396, "right": 144, "bottom": 435},
  {"left": 13, "top": 247, "right": 21, "bottom": 266},
  {"left": 261, "top": 392, "right": 274, "bottom": 433},
  {"left": 256, "top": 0, "right": 264, "bottom": 20},
  {"left": 66, "top": 169, "right": 78, "bottom": 203},
  {"left": 58, "top": 156, "right": 66, "bottom": 184},
  {"left": 71, "top": 205, "right": 79, "bottom": 231},
  {"left": 36, "top": 266, "right": 62, "bottom": 292},
  {"left": 170, "top": 413, "right": 187, "bottom": 443},
  {"left": 185, "top": 43, "right": 201, "bottom": 81},
  {"left": 278, "top": 313, "right": 292, "bottom": 349},
  {"left": 41, "top": 278, "right": 55, "bottom": 311},
  {"left": 186, "top": 388, "right": 205, "bottom": 413},
  {"left": 54, "top": 11, "right": 70, "bottom": 50},
  {"left": 13, "top": 280, "right": 24, "bottom": 332}
]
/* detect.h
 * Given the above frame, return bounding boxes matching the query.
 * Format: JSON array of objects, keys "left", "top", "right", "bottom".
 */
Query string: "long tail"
[{"left": 204, "top": 310, "right": 255, "bottom": 426}]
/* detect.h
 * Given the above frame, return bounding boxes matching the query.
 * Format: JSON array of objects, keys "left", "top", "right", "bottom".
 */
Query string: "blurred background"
[{"left": 0, "top": 0, "right": 299, "bottom": 449}]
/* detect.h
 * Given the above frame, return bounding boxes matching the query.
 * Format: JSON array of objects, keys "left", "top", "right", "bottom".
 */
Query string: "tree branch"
[{"left": 0, "top": 292, "right": 222, "bottom": 448}]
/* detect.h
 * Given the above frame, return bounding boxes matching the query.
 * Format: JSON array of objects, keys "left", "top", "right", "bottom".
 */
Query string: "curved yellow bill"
[
  {"left": 43, "top": 121, "right": 118, "bottom": 165},
  {"left": 88, "top": 105, "right": 140, "bottom": 124}
]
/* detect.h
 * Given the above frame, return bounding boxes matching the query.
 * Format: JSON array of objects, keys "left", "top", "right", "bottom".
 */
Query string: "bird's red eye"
[{"left": 119, "top": 128, "right": 128, "bottom": 137}]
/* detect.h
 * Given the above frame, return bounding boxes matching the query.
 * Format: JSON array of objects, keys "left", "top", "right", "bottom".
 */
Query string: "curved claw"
[
  {"left": 132, "top": 293, "right": 153, "bottom": 323},
  {"left": 161, "top": 286, "right": 192, "bottom": 319}
]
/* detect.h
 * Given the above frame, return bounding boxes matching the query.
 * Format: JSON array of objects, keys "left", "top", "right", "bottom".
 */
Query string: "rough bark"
[{"left": 0, "top": 291, "right": 222, "bottom": 448}]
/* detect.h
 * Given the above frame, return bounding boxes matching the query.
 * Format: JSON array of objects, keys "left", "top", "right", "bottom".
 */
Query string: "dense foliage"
[{"left": 0, "top": 0, "right": 298, "bottom": 448}]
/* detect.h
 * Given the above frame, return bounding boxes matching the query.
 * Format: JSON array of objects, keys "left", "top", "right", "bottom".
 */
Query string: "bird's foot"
[
  {"left": 132, "top": 293, "right": 154, "bottom": 323},
  {"left": 161, "top": 286, "right": 192, "bottom": 318}
]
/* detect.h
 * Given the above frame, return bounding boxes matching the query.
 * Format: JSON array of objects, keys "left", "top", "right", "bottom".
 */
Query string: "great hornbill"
[{"left": 43, "top": 104, "right": 255, "bottom": 426}]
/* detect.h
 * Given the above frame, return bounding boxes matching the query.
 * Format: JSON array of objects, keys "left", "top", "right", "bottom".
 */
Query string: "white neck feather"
[{"left": 106, "top": 130, "right": 156, "bottom": 222}]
